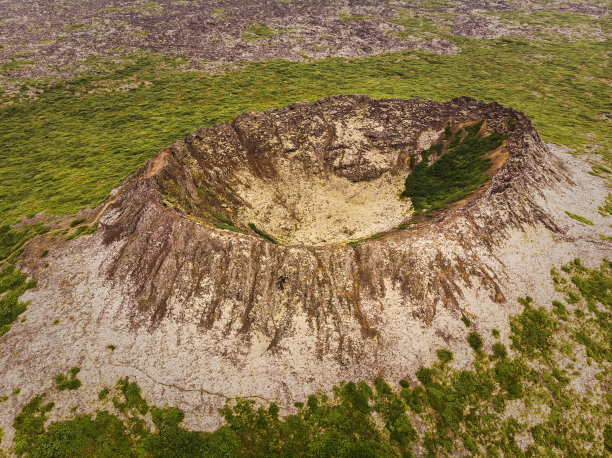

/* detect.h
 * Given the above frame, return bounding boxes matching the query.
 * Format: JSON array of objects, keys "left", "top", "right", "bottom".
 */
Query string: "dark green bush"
[
  {"left": 55, "top": 367, "right": 82, "bottom": 391},
  {"left": 437, "top": 349, "right": 453, "bottom": 363},
  {"left": 492, "top": 342, "right": 508, "bottom": 359},
  {"left": 467, "top": 332, "right": 483, "bottom": 352},
  {"left": 248, "top": 223, "right": 277, "bottom": 244},
  {"left": 402, "top": 121, "right": 505, "bottom": 213},
  {"left": 69, "top": 218, "right": 86, "bottom": 227},
  {"left": 416, "top": 367, "right": 434, "bottom": 386},
  {"left": 114, "top": 377, "right": 148, "bottom": 415}
]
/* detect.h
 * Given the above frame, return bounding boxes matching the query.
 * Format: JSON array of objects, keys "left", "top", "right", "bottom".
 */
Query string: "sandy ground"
[{"left": 235, "top": 165, "right": 412, "bottom": 246}]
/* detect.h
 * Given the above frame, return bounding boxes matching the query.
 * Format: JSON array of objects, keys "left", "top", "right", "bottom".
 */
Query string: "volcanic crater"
[
  {"left": 86, "top": 94, "right": 567, "bottom": 334},
  {"left": 8, "top": 94, "right": 603, "bottom": 433},
  {"left": 135, "top": 95, "right": 510, "bottom": 247}
]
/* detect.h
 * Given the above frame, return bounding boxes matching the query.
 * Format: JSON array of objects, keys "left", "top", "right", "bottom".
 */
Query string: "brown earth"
[{"left": 78, "top": 95, "right": 563, "bottom": 329}]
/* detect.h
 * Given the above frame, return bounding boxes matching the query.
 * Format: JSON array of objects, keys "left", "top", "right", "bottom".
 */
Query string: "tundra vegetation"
[
  {"left": 0, "top": 37, "right": 610, "bottom": 224},
  {"left": 8, "top": 260, "right": 611, "bottom": 456}
]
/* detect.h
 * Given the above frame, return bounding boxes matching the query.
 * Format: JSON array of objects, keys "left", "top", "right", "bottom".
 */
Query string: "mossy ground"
[{"left": 8, "top": 260, "right": 611, "bottom": 456}]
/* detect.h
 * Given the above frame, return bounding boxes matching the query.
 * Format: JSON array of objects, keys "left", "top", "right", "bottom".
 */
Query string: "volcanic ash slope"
[{"left": 2, "top": 95, "right": 610, "bottom": 434}]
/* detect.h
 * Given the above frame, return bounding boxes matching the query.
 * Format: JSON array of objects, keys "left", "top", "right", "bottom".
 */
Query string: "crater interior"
[{"left": 158, "top": 96, "right": 507, "bottom": 247}]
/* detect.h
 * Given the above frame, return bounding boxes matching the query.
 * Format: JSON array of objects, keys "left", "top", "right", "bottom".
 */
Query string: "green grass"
[
  {"left": 565, "top": 211, "right": 595, "bottom": 225},
  {"left": 248, "top": 223, "right": 278, "bottom": 244},
  {"left": 54, "top": 367, "right": 82, "bottom": 391},
  {"left": 10, "top": 259, "right": 610, "bottom": 456},
  {"left": 0, "top": 35, "right": 610, "bottom": 225},
  {"left": 0, "top": 59, "right": 35, "bottom": 75},
  {"left": 401, "top": 121, "right": 505, "bottom": 213}
]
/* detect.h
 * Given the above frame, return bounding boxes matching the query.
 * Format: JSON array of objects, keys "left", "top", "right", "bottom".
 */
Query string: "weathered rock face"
[
  {"left": 10, "top": 94, "right": 609, "bottom": 437},
  {"left": 98, "top": 95, "right": 566, "bottom": 338}
]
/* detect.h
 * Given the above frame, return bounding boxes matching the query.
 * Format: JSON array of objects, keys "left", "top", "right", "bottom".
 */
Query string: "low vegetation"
[
  {"left": 402, "top": 121, "right": 505, "bottom": 213},
  {"left": 9, "top": 259, "right": 610, "bottom": 456},
  {"left": 248, "top": 223, "right": 278, "bottom": 244},
  {"left": 565, "top": 211, "right": 595, "bottom": 225},
  {"left": 65, "top": 223, "right": 98, "bottom": 241},
  {"left": 0, "top": 223, "right": 44, "bottom": 338},
  {"left": 347, "top": 232, "right": 385, "bottom": 247},
  {"left": 54, "top": 367, "right": 82, "bottom": 391},
  {"left": 0, "top": 36, "right": 610, "bottom": 225},
  {"left": 243, "top": 24, "right": 274, "bottom": 41}
]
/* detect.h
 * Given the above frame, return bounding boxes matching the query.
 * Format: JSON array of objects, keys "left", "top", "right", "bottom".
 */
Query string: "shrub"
[
  {"left": 437, "top": 349, "right": 453, "bottom": 363},
  {"left": 402, "top": 120, "right": 505, "bottom": 213},
  {"left": 492, "top": 342, "right": 508, "bottom": 359},
  {"left": 114, "top": 377, "right": 148, "bottom": 415},
  {"left": 55, "top": 367, "right": 82, "bottom": 391},
  {"left": 69, "top": 218, "right": 86, "bottom": 227},
  {"left": 416, "top": 367, "right": 434, "bottom": 386},
  {"left": 248, "top": 223, "right": 278, "bottom": 244},
  {"left": 467, "top": 332, "right": 483, "bottom": 352},
  {"left": 510, "top": 300, "right": 557, "bottom": 356}
]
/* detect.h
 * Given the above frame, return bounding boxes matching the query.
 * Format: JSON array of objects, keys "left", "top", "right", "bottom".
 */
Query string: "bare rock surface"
[{"left": 0, "top": 95, "right": 610, "bottom": 442}]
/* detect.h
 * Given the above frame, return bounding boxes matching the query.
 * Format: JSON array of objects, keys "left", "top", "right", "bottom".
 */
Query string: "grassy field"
[{"left": 0, "top": 36, "right": 610, "bottom": 223}]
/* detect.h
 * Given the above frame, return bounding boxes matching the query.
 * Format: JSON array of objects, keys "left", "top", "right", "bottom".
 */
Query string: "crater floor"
[{"left": 235, "top": 169, "right": 411, "bottom": 246}]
